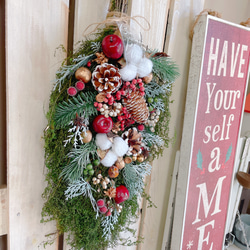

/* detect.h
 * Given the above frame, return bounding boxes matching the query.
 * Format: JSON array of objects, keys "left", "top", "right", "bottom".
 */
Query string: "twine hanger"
[
  {"left": 190, "top": 9, "right": 222, "bottom": 40},
  {"left": 240, "top": 18, "right": 250, "bottom": 27},
  {"left": 82, "top": 11, "right": 151, "bottom": 37}
]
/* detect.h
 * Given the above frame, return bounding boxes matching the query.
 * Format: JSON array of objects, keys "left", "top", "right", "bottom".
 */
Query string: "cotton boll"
[
  {"left": 101, "top": 150, "right": 118, "bottom": 167},
  {"left": 112, "top": 137, "right": 129, "bottom": 157},
  {"left": 137, "top": 58, "right": 153, "bottom": 77},
  {"left": 96, "top": 133, "right": 112, "bottom": 150},
  {"left": 124, "top": 44, "right": 143, "bottom": 64},
  {"left": 119, "top": 64, "right": 137, "bottom": 81}
]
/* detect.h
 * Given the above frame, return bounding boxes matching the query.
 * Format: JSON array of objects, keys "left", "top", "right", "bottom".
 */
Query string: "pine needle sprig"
[
  {"left": 60, "top": 141, "right": 98, "bottom": 182},
  {"left": 54, "top": 91, "right": 97, "bottom": 128},
  {"left": 54, "top": 54, "right": 95, "bottom": 91},
  {"left": 65, "top": 177, "right": 99, "bottom": 215},
  {"left": 150, "top": 55, "right": 180, "bottom": 83}
]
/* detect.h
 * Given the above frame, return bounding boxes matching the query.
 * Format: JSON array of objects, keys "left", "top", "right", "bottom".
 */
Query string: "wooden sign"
[{"left": 171, "top": 15, "right": 250, "bottom": 250}]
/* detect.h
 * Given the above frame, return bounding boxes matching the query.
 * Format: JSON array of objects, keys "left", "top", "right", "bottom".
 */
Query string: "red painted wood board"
[{"left": 180, "top": 16, "right": 250, "bottom": 250}]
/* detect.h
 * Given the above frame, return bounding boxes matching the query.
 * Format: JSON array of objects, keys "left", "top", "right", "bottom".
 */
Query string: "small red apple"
[
  {"left": 102, "top": 34, "right": 124, "bottom": 59},
  {"left": 92, "top": 115, "right": 113, "bottom": 133},
  {"left": 115, "top": 185, "right": 129, "bottom": 204}
]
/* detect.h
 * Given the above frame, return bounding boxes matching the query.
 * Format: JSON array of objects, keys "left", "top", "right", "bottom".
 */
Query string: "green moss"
[{"left": 42, "top": 27, "right": 179, "bottom": 249}]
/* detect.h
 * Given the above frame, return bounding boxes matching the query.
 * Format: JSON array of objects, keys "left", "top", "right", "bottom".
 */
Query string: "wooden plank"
[
  {"left": 6, "top": 0, "right": 69, "bottom": 249},
  {"left": 161, "top": 151, "right": 180, "bottom": 250},
  {"left": 73, "top": 0, "right": 110, "bottom": 48},
  {"left": 130, "top": 0, "right": 170, "bottom": 51},
  {"left": 161, "top": 1, "right": 205, "bottom": 248},
  {"left": 128, "top": 2, "right": 172, "bottom": 250},
  {"left": 0, "top": 186, "right": 7, "bottom": 236},
  {"left": 0, "top": 0, "right": 6, "bottom": 186}
]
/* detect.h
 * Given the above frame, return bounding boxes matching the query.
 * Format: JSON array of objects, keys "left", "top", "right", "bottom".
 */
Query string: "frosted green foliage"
[
  {"left": 65, "top": 177, "right": 99, "bottom": 215},
  {"left": 144, "top": 81, "right": 172, "bottom": 97},
  {"left": 150, "top": 98, "right": 165, "bottom": 111},
  {"left": 123, "top": 162, "right": 152, "bottom": 198},
  {"left": 150, "top": 55, "right": 180, "bottom": 83},
  {"left": 54, "top": 54, "right": 94, "bottom": 91},
  {"left": 141, "top": 131, "right": 164, "bottom": 149},
  {"left": 64, "top": 117, "right": 89, "bottom": 148},
  {"left": 90, "top": 41, "right": 101, "bottom": 53},
  {"left": 54, "top": 92, "right": 97, "bottom": 128},
  {"left": 60, "top": 141, "right": 98, "bottom": 182},
  {"left": 101, "top": 209, "right": 120, "bottom": 240}
]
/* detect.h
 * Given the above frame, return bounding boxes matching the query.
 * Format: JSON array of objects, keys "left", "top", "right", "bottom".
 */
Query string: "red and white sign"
[{"left": 181, "top": 18, "right": 250, "bottom": 249}]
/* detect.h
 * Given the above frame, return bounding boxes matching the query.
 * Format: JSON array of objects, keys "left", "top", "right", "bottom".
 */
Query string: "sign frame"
[{"left": 170, "top": 14, "right": 250, "bottom": 250}]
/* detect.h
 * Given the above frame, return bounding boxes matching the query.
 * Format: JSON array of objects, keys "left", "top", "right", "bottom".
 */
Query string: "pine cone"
[
  {"left": 122, "top": 127, "right": 142, "bottom": 156},
  {"left": 123, "top": 89, "right": 149, "bottom": 123},
  {"left": 92, "top": 63, "right": 122, "bottom": 94},
  {"left": 104, "top": 187, "right": 116, "bottom": 199}
]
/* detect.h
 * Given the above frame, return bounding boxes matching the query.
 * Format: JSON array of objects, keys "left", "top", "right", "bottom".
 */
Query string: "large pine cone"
[
  {"left": 92, "top": 63, "right": 122, "bottom": 93},
  {"left": 123, "top": 89, "right": 149, "bottom": 123}
]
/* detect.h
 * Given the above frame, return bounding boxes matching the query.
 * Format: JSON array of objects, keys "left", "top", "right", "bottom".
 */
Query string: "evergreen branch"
[
  {"left": 101, "top": 209, "right": 120, "bottom": 240},
  {"left": 150, "top": 55, "right": 179, "bottom": 83},
  {"left": 54, "top": 91, "right": 97, "bottom": 128},
  {"left": 60, "top": 141, "right": 98, "bottom": 182},
  {"left": 54, "top": 54, "right": 95, "bottom": 91},
  {"left": 123, "top": 162, "right": 152, "bottom": 198},
  {"left": 150, "top": 99, "right": 165, "bottom": 111},
  {"left": 144, "top": 81, "right": 172, "bottom": 97},
  {"left": 141, "top": 131, "right": 164, "bottom": 149},
  {"left": 90, "top": 41, "right": 101, "bottom": 53},
  {"left": 65, "top": 177, "right": 99, "bottom": 215}
]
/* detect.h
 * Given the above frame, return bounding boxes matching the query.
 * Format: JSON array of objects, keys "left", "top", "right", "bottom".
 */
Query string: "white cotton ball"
[
  {"left": 101, "top": 150, "right": 118, "bottom": 167},
  {"left": 119, "top": 64, "right": 137, "bottom": 81},
  {"left": 95, "top": 133, "right": 112, "bottom": 150},
  {"left": 124, "top": 44, "right": 143, "bottom": 64},
  {"left": 112, "top": 137, "right": 129, "bottom": 157},
  {"left": 137, "top": 57, "right": 153, "bottom": 77}
]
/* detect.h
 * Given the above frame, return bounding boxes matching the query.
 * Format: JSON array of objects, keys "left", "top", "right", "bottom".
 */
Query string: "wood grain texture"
[
  {"left": 73, "top": 0, "right": 110, "bottom": 48},
  {"left": 128, "top": 1, "right": 172, "bottom": 250},
  {"left": 6, "top": 0, "right": 69, "bottom": 249},
  {"left": 0, "top": 186, "right": 7, "bottom": 236},
  {"left": 130, "top": 0, "right": 170, "bottom": 51}
]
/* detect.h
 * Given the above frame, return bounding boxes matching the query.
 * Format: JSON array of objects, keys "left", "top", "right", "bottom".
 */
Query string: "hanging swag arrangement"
[{"left": 41, "top": 18, "right": 179, "bottom": 249}]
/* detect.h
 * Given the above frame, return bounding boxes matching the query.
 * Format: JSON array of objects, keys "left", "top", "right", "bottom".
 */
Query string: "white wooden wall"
[
  {"left": 1, "top": 0, "right": 173, "bottom": 249},
  {"left": 3, "top": 0, "right": 249, "bottom": 249}
]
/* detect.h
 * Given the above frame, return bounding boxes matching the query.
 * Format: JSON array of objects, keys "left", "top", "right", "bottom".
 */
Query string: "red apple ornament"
[
  {"left": 115, "top": 185, "right": 129, "bottom": 204},
  {"left": 102, "top": 34, "right": 124, "bottom": 59},
  {"left": 92, "top": 115, "right": 113, "bottom": 133}
]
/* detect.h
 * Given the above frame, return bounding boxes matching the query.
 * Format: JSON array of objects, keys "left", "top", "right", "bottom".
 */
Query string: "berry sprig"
[{"left": 120, "top": 78, "right": 145, "bottom": 97}]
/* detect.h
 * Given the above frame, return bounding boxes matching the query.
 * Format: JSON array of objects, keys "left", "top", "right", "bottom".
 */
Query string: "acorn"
[
  {"left": 124, "top": 156, "right": 132, "bottom": 164},
  {"left": 137, "top": 154, "right": 145, "bottom": 163},
  {"left": 81, "top": 130, "right": 92, "bottom": 143},
  {"left": 75, "top": 67, "right": 92, "bottom": 83},
  {"left": 142, "top": 73, "right": 153, "bottom": 83},
  {"left": 115, "top": 157, "right": 125, "bottom": 170}
]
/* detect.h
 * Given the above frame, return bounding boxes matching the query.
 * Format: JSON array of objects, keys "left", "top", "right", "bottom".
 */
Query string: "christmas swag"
[{"left": 42, "top": 22, "right": 179, "bottom": 249}]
